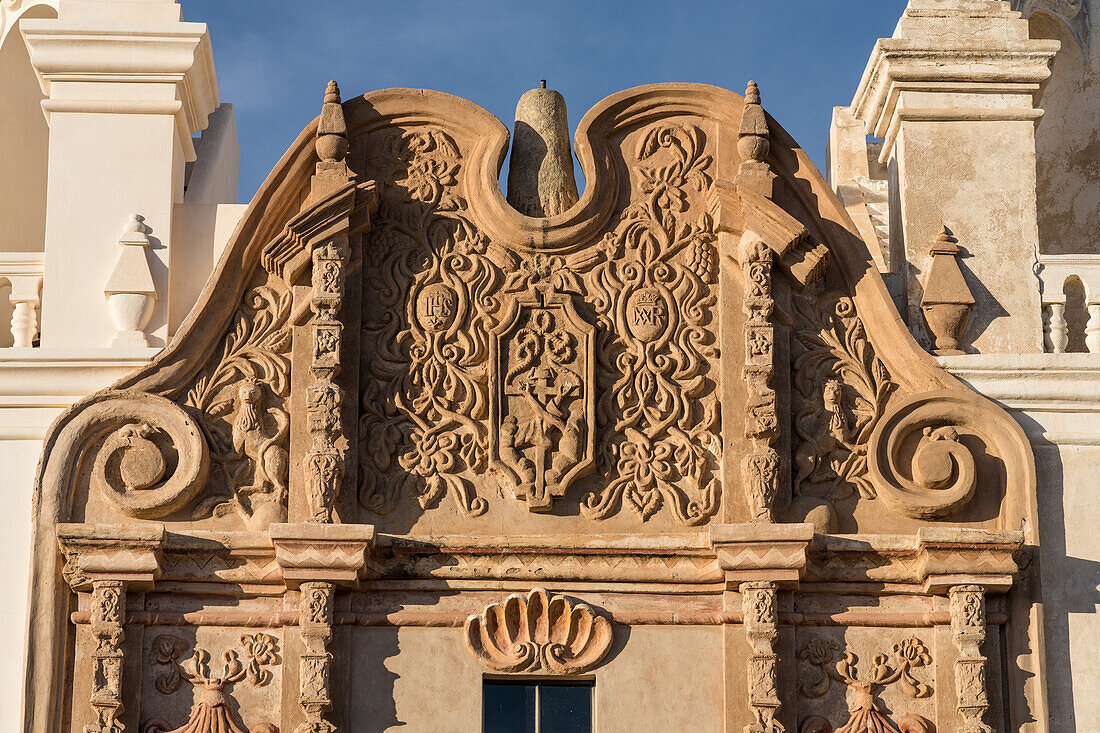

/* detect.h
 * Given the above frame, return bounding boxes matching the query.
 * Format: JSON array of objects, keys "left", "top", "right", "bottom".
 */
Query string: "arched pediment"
[{"left": 24, "top": 81, "right": 1036, "bottom": 732}]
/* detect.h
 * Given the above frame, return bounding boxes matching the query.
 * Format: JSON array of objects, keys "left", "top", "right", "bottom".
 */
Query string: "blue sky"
[{"left": 182, "top": 0, "right": 908, "bottom": 202}]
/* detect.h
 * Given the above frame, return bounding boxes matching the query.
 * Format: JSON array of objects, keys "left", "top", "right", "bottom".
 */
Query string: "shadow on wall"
[{"left": 1009, "top": 411, "right": 1100, "bottom": 731}]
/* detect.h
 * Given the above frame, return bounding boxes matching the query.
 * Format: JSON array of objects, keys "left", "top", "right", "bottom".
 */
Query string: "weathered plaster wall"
[
  {"left": 944, "top": 354, "right": 1100, "bottom": 731},
  {"left": 347, "top": 625, "right": 723, "bottom": 732},
  {"left": 1031, "top": 11, "right": 1100, "bottom": 255}
]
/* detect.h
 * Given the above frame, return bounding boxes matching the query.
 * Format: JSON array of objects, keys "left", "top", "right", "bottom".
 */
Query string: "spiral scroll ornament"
[
  {"left": 867, "top": 392, "right": 988, "bottom": 520},
  {"left": 87, "top": 392, "right": 210, "bottom": 518}
]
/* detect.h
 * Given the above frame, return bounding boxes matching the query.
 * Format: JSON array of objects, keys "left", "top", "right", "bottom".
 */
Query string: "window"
[{"left": 483, "top": 680, "right": 593, "bottom": 733}]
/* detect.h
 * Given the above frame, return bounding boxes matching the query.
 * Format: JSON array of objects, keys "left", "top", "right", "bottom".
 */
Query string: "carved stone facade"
[{"left": 14, "top": 43, "right": 1060, "bottom": 733}]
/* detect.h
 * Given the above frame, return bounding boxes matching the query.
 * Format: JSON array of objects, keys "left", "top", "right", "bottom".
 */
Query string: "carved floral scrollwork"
[
  {"left": 798, "top": 637, "right": 934, "bottom": 733},
  {"left": 792, "top": 279, "right": 895, "bottom": 511},
  {"left": 184, "top": 280, "right": 292, "bottom": 527},
  {"left": 463, "top": 588, "right": 613, "bottom": 674},
  {"left": 581, "top": 123, "right": 721, "bottom": 524},
  {"left": 146, "top": 633, "right": 279, "bottom": 733},
  {"left": 359, "top": 128, "right": 500, "bottom": 517}
]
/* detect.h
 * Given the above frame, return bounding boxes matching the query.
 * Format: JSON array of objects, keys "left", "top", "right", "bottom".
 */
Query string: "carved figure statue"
[
  {"left": 224, "top": 377, "right": 289, "bottom": 528},
  {"left": 794, "top": 378, "right": 859, "bottom": 499}
]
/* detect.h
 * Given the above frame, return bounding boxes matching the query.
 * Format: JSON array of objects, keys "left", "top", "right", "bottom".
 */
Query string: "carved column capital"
[
  {"left": 710, "top": 522, "right": 814, "bottom": 586},
  {"left": 269, "top": 521, "right": 374, "bottom": 588},
  {"left": 56, "top": 522, "right": 166, "bottom": 592}
]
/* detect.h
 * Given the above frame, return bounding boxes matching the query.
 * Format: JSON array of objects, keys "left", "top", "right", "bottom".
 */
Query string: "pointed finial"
[
  {"left": 316, "top": 79, "right": 348, "bottom": 164},
  {"left": 931, "top": 225, "right": 960, "bottom": 254},
  {"left": 745, "top": 80, "right": 760, "bottom": 105},
  {"left": 122, "top": 213, "right": 146, "bottom": 235},
  {"left": 324, "top": 79, "right": 341, "bottom": 105}
]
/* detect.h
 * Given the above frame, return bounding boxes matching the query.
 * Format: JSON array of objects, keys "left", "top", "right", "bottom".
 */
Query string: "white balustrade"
[
  {"left": 0, "top": 252, "right": 44, "bottom": 348},
  {"left": 1038, "top": 254, "right": 1100, "bottom": 354}
]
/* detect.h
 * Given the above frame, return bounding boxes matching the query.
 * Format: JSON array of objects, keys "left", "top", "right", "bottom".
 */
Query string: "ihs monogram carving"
[
  {"left": 792, "top": 279, "right": 895, "bottom": 512},
  {"left": 490, "top": 289, "right": 594, "bottom": 510},
  {"left": 359, "top": 128, "right": 500, "bottom": 518},
  {"left": 359, "top": 121, "right": 721, "bottom": 523},
  {"left": 184, "top": 280, "right": 292, "bottom": 527},
  {"left": 798, "top": 636, "right": 934, "bottom": 733},
  {"left": 145, "top": 633, "right": 279, "bottom": 733}
]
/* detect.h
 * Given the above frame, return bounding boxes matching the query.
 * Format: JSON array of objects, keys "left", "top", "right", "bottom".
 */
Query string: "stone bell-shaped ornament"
[
  {"left": 920, "top": 226, "right": 975, "bottom": 356},
  {"left": 507, "top": 80, "right": 580, "bottom": 218},
  {"left": 104, "top": 214, "right": 158, "bottom": 348}
]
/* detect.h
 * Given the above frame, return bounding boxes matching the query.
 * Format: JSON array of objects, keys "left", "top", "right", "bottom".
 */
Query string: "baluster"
[
  {"left": 7, "top": 274, "right": 42, "bottom": 348},
  {"left": 1087, "top": 303, "right": 1100, "bottom": 354},
  {"left": 1045, "top": 302, "right": 1068, "bottom": 353}
]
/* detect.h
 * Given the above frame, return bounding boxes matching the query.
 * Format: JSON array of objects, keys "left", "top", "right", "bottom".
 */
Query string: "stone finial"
[
  {"left": 920, "top": 226, "right": 976, "bottom": 356},
  {"left": 104, "top": 214, "right": 158, "bottom": 348},
  {"left": 506, "top": 81, "right": 580, "bottom": 218},
  {"left": 316, "top": 80, "right": 348, "bottom": 165},
  {"left": 736, "top": 80, "right": 776, "bottom": 197},
  {"left": 738, "top": 80, "right": 770, "bottom": 163}
]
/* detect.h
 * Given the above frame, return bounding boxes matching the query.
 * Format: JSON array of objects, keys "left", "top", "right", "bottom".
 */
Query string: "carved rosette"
[
  {"left": 463, "top": 588, "right": 613, "bottom": 674},
  {"left": 489, "top": 288, "right": 595, "bottom": 511},
  {"left": 950, "top": 585, "right": 991, "bottom": 733},
  {"left": 88, "top": 580, "right": 126, "bottom": 733},
  {"left": 298, "top": 582, "right": 336, "bottom": 733},
  {"left": 741, "top": 581, "right": 782, "bottom": 732}
]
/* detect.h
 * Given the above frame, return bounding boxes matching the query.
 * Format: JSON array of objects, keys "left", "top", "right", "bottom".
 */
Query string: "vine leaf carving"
[
  {"left": 148, "top": 633, "right": 279, "bottom": 733},
  {"left": 798, "top": 636, "right": 933, "bottom": 733},
  {"left": 581, "top": 122, "right": 721, "bottom": 524},
  {"left": 183, "top": 281, "right": 292, "bottom": 527},
  {"left": 792, "top": 278, "right": 895, "bottom": 509}
]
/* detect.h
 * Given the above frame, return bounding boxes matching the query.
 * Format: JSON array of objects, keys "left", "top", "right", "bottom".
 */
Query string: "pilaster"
[
  {"left": 20, "top": 0, "right": 219, "bottom": 348},
  {"left": 852, "top": 0, "right": 1058, "bottom": 354}
]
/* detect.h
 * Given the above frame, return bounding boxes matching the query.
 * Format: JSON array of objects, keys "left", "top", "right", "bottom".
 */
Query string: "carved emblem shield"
[{"left": 489, "top": 289, "right": 595, "bottom": 511}]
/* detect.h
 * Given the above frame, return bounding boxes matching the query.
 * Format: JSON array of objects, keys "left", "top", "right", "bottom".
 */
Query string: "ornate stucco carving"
[
  {"left": 798, "top": 636, "right": 934, "bottom": 733},
  {"left": 145, "top": 634, "right": 280, "bottom": 733},
  {"left": 25, "top": 81, "right": 1042, "bottom": 733},
  {"left": 463, "top": 588, "right": 613, "bottom": 674}
]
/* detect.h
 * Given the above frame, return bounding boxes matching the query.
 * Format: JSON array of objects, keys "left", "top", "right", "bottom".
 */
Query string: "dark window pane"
[
  {"left": 484, "top": 682, "right": 536, "bottom": 733},
  {"left": 539, "top": 683, "right": 593, "bottom": 733}
]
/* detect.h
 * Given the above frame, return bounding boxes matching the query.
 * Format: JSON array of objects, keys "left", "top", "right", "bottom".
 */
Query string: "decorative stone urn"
[
  {"left": 104, "top": 214, "right": 158, "bottom": 347},
  {"left": 920, "top": 226, "right": 975, "bottom": 355}
]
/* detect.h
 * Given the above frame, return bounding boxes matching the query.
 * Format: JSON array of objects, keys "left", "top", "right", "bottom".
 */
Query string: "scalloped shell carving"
[{"left": 463, "top": 588, "right": 613, "bottom": 674}]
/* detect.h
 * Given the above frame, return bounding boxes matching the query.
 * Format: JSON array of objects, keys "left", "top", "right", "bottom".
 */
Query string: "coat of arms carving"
[{"left": 489, "top": 288, "right": 595, "bottom": 511}]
